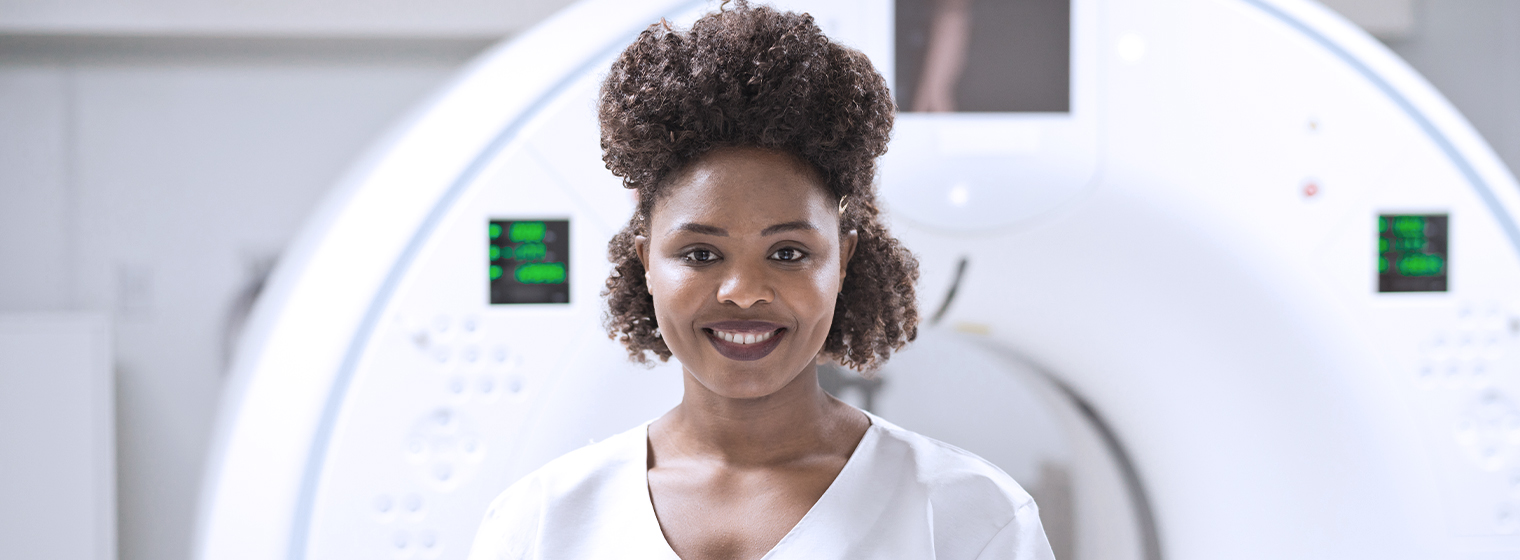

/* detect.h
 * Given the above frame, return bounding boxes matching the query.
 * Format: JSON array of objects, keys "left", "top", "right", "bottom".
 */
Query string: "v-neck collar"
[{"left": 637, "top": 414, "right": 883, "bottom": 559}]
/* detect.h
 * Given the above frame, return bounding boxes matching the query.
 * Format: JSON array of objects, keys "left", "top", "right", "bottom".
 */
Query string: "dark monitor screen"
[
  {"left": 1378, "top": 214, "right": 1448, "bottom": 293},
  {"left": 895, "top": 0, "right": 1071, "bottom": 112},
  {"left": 489, "top": 219, "right": 570, "bottom": 304}
]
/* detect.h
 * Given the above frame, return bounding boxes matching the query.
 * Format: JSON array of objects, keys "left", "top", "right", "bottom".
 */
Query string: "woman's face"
[{"left": 636, "top": 146, "right": 856, "bottom": 400}]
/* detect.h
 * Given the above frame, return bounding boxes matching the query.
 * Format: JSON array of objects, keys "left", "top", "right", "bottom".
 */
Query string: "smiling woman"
[
  {"left": 598, "top": 8, "right": 919, "bottom": 373},
  {"left": 465, "top": 2, "right": 1055, "bottom": 559}
]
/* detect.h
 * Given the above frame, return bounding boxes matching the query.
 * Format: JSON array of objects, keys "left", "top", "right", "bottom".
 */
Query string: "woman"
[{"left": 468, "top": 2, "right": 1055, "bottom": 558}]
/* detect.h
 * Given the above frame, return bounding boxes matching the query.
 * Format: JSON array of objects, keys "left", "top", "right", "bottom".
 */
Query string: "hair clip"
[{"left": 838, "top": 195, "right": 849, "bottom": 216}]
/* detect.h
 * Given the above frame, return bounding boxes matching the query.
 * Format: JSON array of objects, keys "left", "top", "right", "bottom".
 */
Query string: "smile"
[
  {"left": 701, "top": 321, "right": 787, "bottom": 362},
  {"left": 711, "top": 329, "right": 778, "bottom": 345}
]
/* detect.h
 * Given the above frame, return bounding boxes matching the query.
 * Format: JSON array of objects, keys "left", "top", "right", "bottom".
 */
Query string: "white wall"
[
  {"left": 0, "top": 37, "right": 508, "bottom": 560},
  {"left": 0, "top": 0, "right": 564, "bottom": 36},
  {"left": 0, "top": 1, "right": 1515, "bottom": 560},
  {"left": 0, "top": 314, "right": 113, "bottom": 560}
]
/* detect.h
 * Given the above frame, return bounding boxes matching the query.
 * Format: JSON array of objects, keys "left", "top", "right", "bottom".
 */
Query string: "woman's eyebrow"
[
  {"left": 670, "top": 221, "right": 816, "bottom": 236},
  {"left": 672, "top": 222, "right": 728, "bottom": 236},
  {"left": 761, "top": 221, "right": 817, "bottom": 235}
]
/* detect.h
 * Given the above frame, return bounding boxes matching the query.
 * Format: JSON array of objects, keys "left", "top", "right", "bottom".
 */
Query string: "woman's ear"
[
  {"left": 635, "top": 234, "right": 651, "bottom": 268},
  {"left": 635, "top": 234, "right": 652, "bottom": 295},
  {"left": 839, "top": 229, "right": 858, "bottom": 287}
]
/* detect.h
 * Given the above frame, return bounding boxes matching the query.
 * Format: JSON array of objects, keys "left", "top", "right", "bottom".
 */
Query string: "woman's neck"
[{"left": 655, "top": 361, "right": 867, "bottom": 467}]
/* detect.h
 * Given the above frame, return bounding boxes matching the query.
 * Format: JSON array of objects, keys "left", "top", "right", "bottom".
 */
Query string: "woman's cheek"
[
  {"left": 812, "top": 265, "right": 841, "bottom": 301},
  {"left": 653, "top": 267, "right": 702, "bottom": 318},
  {"left": 648, "top": 257, "right": 683, "bottom": 295}
]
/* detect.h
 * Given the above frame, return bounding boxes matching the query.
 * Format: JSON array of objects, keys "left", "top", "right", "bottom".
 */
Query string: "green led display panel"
[
  {"left": 489, "top": 219, "right": 570, "bottom": 304},
  {"left": 1378, "top": 214, "right": 1447, "bottom": 293}
]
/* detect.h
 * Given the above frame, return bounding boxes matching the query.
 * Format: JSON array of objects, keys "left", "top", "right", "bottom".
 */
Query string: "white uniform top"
[{"left": 466, "top": 412, "right": 1056, "bottom": 560}]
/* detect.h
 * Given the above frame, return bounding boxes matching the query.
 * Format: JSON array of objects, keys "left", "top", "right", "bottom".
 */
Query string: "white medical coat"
[{"left": 466, "top": 412, "right": 1056, "bottom": 559}]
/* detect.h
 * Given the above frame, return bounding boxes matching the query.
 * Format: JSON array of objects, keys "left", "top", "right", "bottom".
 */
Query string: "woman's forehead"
[{"left": 651, "top": 147, "right": 837, "bottom": 235}]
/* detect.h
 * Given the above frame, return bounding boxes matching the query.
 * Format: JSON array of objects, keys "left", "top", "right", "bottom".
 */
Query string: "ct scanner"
[{"left": 195, "top": 0, "right": 1520, "bottom": 558}]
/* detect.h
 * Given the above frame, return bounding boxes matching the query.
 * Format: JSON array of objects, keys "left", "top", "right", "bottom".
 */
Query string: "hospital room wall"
[
  {"left": 1385, "top": 2, "right": 1520, "bottom": 173},
  {"left": 0, "top": 47, "right": 483, "bottom": 560},
  {"left": 0, "top": 1, "right": 1514, "bottom": 560}
]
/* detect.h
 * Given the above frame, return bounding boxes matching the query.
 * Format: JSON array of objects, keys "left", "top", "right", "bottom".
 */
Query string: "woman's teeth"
[{"left": 713, "top": 329, "right": 776, "bottom": 345}]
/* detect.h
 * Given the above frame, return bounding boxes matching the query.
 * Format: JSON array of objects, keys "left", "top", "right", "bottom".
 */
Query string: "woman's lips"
[{"left": 702, "top": 321, "right": 787, "bottom": 362}]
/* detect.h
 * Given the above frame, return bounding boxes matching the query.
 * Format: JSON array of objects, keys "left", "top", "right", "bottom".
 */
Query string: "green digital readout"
[
  {"left": 489, "top": 219, "right": 570, "bottom": 304},
  {"left": 1378, "top": 214, "right": 1447, "bottom": 292}
]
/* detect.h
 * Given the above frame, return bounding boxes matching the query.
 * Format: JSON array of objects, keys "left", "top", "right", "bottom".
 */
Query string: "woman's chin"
[
  {"left": 686, "top": 362, "right": 803, "bottom": 401},
  {"left": 704, "top": 376, "right": 792, "bottom": 400},
  {"left": 677, "top": 338, "right": 823, "bottom": 401}
]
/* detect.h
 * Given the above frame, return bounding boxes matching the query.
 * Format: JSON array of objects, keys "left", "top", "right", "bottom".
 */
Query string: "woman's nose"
[{"left": 716, "top": 262, "right": 774, "bottom": 308}]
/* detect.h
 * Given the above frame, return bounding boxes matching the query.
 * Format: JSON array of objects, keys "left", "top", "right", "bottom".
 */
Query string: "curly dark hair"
[{"left": 599, "top": 0, "right": 919, "bottom": 371}]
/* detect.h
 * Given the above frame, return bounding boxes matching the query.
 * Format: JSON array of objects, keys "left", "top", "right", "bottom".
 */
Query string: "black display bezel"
[
  {"left": 1378, "top": 214, "right": 1448, "bottom": 293},
  {"left": 489, "top": 219, "right": 571, "bottom": 304}
]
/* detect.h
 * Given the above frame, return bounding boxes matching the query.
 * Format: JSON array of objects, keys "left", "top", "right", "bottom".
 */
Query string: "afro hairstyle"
[{"left": 598, "top": 0, "right": 919, "bottom": 371}]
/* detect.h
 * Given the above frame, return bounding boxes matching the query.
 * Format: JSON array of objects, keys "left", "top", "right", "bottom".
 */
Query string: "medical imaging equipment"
[{"left": 195, "top": 1, "right": 1520, "bottom": 559}]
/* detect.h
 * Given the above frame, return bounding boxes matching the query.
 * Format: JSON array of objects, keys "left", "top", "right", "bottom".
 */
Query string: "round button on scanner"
[
  {"left": 1416, "top": 360, "right": 1436, "bottom": 387},
  {"left": 418, "top": 530, "right": 442, "bottom": 559},
  {"left": 1480, "top": 390, "right": 1506, "bottom": 414},
  {"left": 1499, "top": 504, "right": 1520, "bottom": 534},
  {"left": 405, "top": 436, "right": 427, "bottom": 461},
  {"left": 1444, "top": 359, "right": 1463, "bottom": 380},
  {"left": 393, "top": 530, "right": 410, "bottom": 550},
  {"left": 375, "top": 494, "right": 395, "bottom": 515},
  {"left": 1426, "top": 332, "right": 1451, "bottom": 361},
  {"left": 1471, "top": 361, "right": 1488, "bottom": 380},
  {"left": 432, "top": 409, "right": 454, "bottom": 429},
  {"left": 1456, "top": 418, "right": 1478, "bottom": 439},
  {"left": 1481, "top": 445, "right": 1500, "bottom": 461},
  {"left": 402, "top": 493, "right": 424, "bottom": 515}
]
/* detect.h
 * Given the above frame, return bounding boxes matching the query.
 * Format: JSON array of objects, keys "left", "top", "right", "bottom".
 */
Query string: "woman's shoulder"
[
  {"left": 489, "top": 421, "right": 647, "bottom": 508},
  {"left": 864, "top": 413, "right": 1037, "bottom": 516},
  {"left": 466, "top": 422, "right": 650, "bottom": 560}
]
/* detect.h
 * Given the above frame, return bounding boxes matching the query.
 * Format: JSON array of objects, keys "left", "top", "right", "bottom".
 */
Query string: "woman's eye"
[
  {"left": 771, "top": 247, "right": 806, "bottom": 262},
  {"left": 684, "top": 249, "right": 717, "bottom": 263}
]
